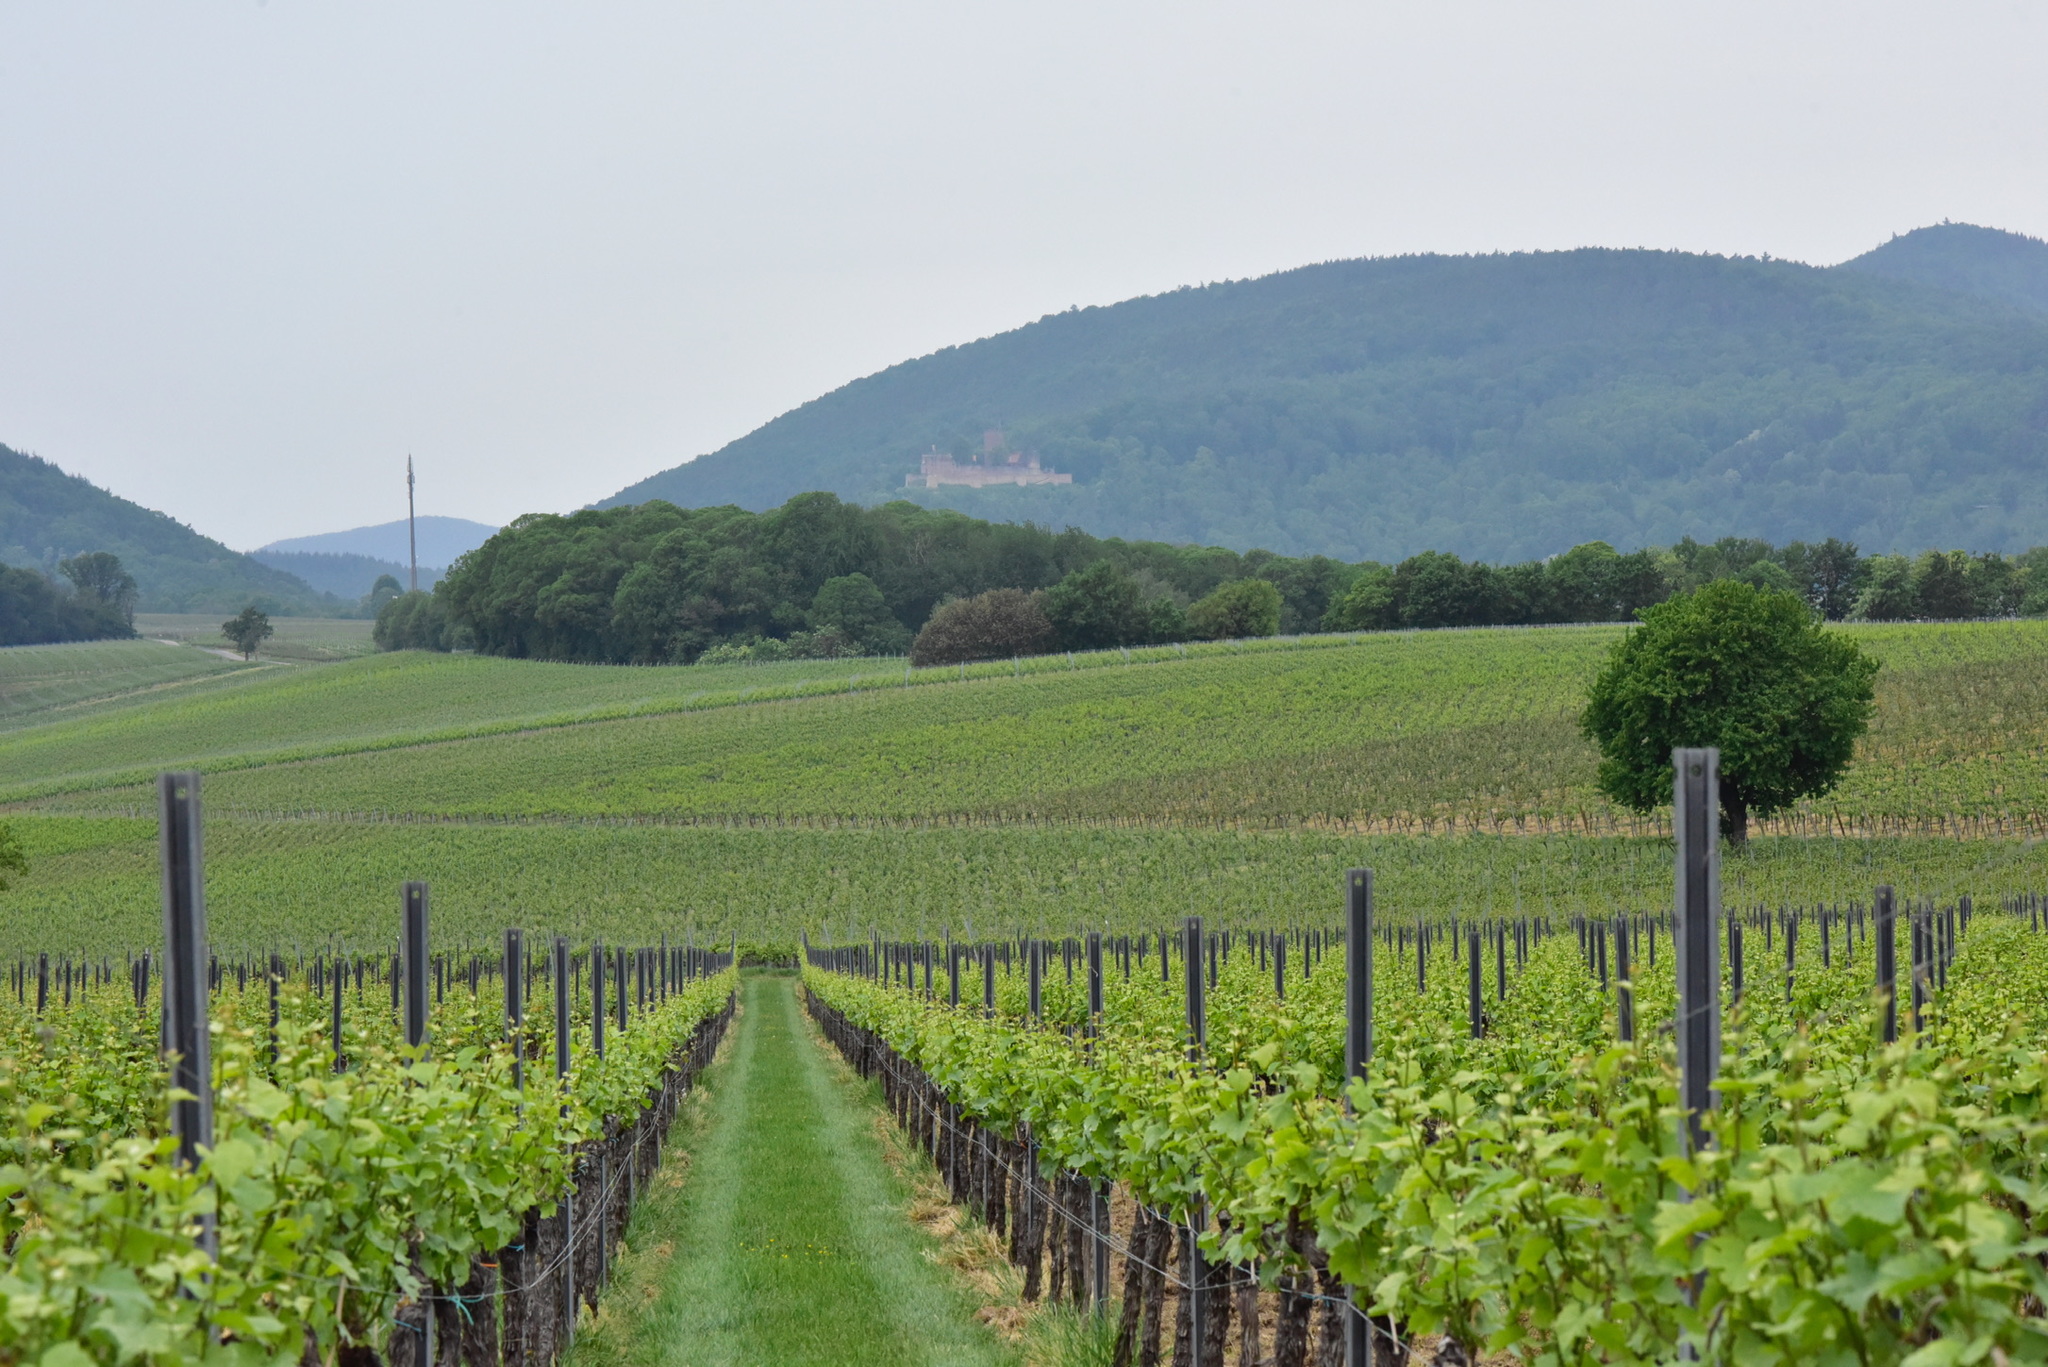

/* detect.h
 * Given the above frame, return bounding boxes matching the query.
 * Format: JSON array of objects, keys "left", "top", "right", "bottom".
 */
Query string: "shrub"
[{"left": 910, "top": 589, "right": 1056, "bottom": 666}]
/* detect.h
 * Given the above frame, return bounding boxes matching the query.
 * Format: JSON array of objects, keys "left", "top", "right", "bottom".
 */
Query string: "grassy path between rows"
[{"left": 569, "top": 971, "right": 1018, "bottom": 1367}]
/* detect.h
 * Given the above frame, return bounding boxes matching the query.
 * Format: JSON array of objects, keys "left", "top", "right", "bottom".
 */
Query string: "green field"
[
  {"left": 10, "top": 622, "right": 2047, "bottom": 833},
  {"left": 0, "top": 637, "right": 258, "bottom": 728},
  {"left": 134, "top": 612, "right": 382, "bottom": 662},
  {"left": 2, "top": 620, "right": 2045, "bottom": 955}
]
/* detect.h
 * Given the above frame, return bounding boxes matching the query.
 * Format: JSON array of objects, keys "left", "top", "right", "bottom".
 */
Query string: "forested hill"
[
  {"left": 1838, "top": 223, "right": 2048, "bottom": 315},
  {"left": 0, "top": 444, "right": 332, "bottom": 613},
  {"left": 600, "top": 232, "right": 2048, "bottom": 561}
]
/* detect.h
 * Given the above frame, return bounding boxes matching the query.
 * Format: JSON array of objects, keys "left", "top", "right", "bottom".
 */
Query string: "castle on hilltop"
[{"left": 906, "top": 431, "right": 1073, "bottom": 489}]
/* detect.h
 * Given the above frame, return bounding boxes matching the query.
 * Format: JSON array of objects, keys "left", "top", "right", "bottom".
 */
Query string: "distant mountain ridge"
[
  {"left": 0, "top": 444, "right": 331, "bottom": 614},
  {"left": 1837, "top": 223, "right": 2048, "bottom": 314},
  {"left": 258, "top": 516, "right": 498, "bottom": 567},
  {"left": 250, "top": 550, "right": 440, "bottom": 600},
  {"left": 601, "top": 227, "right": 2048, "bottom": 560}
]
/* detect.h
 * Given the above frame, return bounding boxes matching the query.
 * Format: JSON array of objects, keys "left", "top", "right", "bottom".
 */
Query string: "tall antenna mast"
[{"left": 406, "top": 455, "right": 418, "bottom": 593}]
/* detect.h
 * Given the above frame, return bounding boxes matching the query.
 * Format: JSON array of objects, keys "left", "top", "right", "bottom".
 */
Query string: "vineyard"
[
  {"left": 0, "top": 781, "right": 738, "bottom": 1363},
  {"left": 5, "top": 622, "right": 2043, "bottom": 833},
  {"left": 3, "top": 617, "right": 2048, "bottom": 1362},
  {"left": 803, "top": 869, "right": 2048, "bottom": 1364},
  {"left": 0, "top": 639, "right": 256, "bottom": 728}
]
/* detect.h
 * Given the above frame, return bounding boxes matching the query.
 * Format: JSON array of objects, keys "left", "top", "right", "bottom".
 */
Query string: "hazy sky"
[{"left": 3, "top": 2, "right": 2045, "bottom": 548}]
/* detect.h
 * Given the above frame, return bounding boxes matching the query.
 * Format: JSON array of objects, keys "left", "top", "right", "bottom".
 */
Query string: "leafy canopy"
[
  {"left": 1188, "top": 577, "right": 1281, "bottom": 640},
  {"left": 1580, "top": 580, "right": 1879, "bottom": 840},
  {"left": 222, "top": 606, "right": 275, "bottom": 660}
]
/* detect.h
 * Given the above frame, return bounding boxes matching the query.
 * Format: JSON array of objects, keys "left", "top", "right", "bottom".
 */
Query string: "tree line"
[
  {"left": 0, "top": 552, "right": 138, "bottom": 647},
  {"left": 376, "top": 494, "right": 2048, "bottom": 666}
]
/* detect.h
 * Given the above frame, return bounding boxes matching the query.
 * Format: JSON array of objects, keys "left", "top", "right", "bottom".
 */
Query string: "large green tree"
[{"left": 1580, "top": 580, "right": 1879, "bottom": 843}]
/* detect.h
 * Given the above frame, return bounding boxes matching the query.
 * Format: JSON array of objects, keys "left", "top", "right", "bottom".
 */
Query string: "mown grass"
[{"left": 568, "top": 973, "right": 1017, "bottom": 1367}]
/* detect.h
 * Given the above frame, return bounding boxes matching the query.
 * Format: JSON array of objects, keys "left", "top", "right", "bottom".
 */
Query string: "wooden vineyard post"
[
  {"left": 1615, "top": 915, "right": 1634, "bottom": 1043},
  {"left": 1087, "top": 931, "right": 1108, "bottom": 1310},
  {"left": 949, "top": 942, "right": 960, "bottom": 1007},
  {"left": 592, "top": 941, "right": 606, "bottom": 1059},
  {"left": 1344, "top": 867, "right": 1374, "bottom": 1367},
  {"left": 331, "top": 948, "right": 345, "bottom": 1071},
  {"left": 983, "top": 945, "right": 995, "bottom": 1017},
  {"left": 1182, "top": 916, "right": 1206, "bottom": 1357},
  {"left": 1674, "top": 748, "right": 1720, "bottom": 1162},
  {"left": 158, "top": 772, "right": 217, "bottom": 1258},
  {"left": 505, "top": 928, "right": 524, "bottom": 1093},
  {"left": 617, "top": 945, "right": 630, "bottom": 1034},
  {"left": 1875, "top": 886, "right": 1897, "bottom": 1044},
  {"left": 1029, "top": 939, "right": 1043, "bottom": 1020},
  {"left": 402, "top": 882, "right": 429, "bottom": 1051},
  {"left": 397, "top": 882, "right": 437, "bottom": 1362},
  {"left": 268, "top": 952, "right": 281, "bottom": 1069},
  {"left": 1466, "top": 925, "right": 1482, "bottom": 1039},
  {"left": 1496, "top": 922, "right": 1506, "bottom": 1002},
  {"left": 1910, "top": 899, "right": 1927, "bottom": 1036},
  {"left": 1274, "top": 933, "right": 1286, "bottom": 1001}
]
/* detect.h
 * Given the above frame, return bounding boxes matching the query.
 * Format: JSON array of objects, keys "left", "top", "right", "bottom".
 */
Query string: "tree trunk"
[{"left": 1722, "top": 793, "right": 1749, "bottom": 846}]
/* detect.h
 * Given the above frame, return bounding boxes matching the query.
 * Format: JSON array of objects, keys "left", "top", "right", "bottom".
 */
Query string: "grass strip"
[{"left": 571, "top": 972, "right": 1017, "bottom": 1367}]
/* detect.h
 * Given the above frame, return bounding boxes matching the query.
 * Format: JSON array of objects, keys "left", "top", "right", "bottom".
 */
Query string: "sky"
[{"left": 3, "top": 2, "right": 2045, "bottom": 549}]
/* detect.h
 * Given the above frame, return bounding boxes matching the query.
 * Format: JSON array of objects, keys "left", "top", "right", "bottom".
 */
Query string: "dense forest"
[
  {"left": 409, "top": 493, "right": 2048, "bottom": 665},
  {"left": 0, "top": 445, "right": 334, "bottom": 614},
  {"left": 602, "top": 225, "right": 2048, "bottom": 561}
]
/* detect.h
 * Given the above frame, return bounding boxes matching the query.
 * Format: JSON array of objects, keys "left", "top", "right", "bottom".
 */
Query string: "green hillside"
[
  {"left": 0, "top": 638, "right": 255, "bottom": 729},
  {"left": 0, "top": 443, "right": 334, "bottom": 613},
  {"left": 2, "top": 619, "right": 2045, "bottom": 954},
  {"left": 11, "top": 619, "right": 2044, "bottom": 834},
  {"left": 601, "top": 237, "right": 2048, "bottom": 560}
]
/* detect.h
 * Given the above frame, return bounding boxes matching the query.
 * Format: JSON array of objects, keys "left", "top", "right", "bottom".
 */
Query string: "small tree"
[
  {"left": 1043, "top": 561, "right": 1146, "bottom": 651},
  {"left": 1187, "top": 578, "right": 1281, "bottom": 640},
  {"left": 363, "top": 574, "right": 404, "bottom": 617},
  {"left": 808, "top": 573, "right": 908, "bottom": 653},
  {"left": 1854, "top": 556, "right": 1916, "bottom": 621},
  {"left": 60, "top": 551, "right": 139, "bottom": 625},
  {"left": 222, "top": 606, "right": 274, "bottom": 659},
  {"left": 1581, "top": 580, "right": 1878, "bottom": 843}
]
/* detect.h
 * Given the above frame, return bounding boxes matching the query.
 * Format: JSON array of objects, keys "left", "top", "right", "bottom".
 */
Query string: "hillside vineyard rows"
[{"left": 2, "top": 620, "right": 2048, "bottom": 1363}]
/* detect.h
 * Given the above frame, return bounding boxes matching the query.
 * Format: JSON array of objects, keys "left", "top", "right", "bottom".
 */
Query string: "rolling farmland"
[{"left": 4, "top": 617, "right": 2048, "bottom": 1363}]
